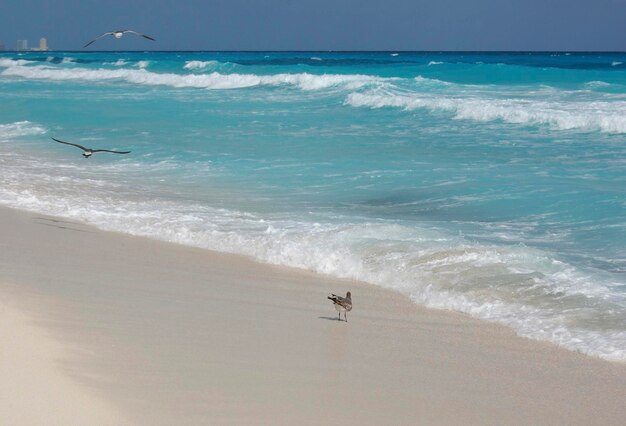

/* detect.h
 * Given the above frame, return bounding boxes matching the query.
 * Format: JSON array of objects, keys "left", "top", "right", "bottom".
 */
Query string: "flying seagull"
[
  {"left": 328, "top": 291, "right": 352, "bottom": 322},
  {"left": 83, "top": 30, "right": 155, "bottom": 48},
  {"left": 51, "top": 137, "right": 131, "bottom": 158}
]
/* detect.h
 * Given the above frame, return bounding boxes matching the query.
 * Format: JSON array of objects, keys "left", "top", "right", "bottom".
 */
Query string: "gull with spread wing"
[
  {"left": 83, "top": 30, "right": 155, "bottom": 48},
  {"left": 51, "top": 137, "right": 131, "bottom": 158}
]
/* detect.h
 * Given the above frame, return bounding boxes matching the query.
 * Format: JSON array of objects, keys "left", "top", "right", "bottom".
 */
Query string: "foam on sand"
[
  {"left": 1, "top": 205, "right": 625, "bottom": 424},
  {"left": 0, "top": 162, "right": 623, "bottom": 362}
]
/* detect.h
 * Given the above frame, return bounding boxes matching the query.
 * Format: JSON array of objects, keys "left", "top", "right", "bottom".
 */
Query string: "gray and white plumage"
[
  {"left": 83, "top": 30, "right": 155, "bottom": 48},
  {"left": 328, "top": 291, "right": 352, "bottom": 322},
  {"left": 51, "top": 137, "right": 131, "bottom": 158}
]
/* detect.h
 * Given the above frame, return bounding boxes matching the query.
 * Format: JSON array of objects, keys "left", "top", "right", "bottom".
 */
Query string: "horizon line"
[{"left": 3, "top": 49, "right": 626, "bottom": 54}]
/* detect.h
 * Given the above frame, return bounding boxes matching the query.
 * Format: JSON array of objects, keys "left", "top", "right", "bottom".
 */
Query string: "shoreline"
[{"left": 1, "top": 205, "right": 625, "bottom": 425}]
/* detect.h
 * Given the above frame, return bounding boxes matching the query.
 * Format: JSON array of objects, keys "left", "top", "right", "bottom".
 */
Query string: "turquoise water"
[{"left": 1, "top": 51, "right": 625, "bottom": 361}]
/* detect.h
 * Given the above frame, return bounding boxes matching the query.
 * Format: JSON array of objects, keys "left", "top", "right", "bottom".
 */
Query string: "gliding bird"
[
  {"left": 51, "top": 137, "right": 131, "bottom": 158},
  {"left": 83, "top": 30, "right": 155, "bottom": 48}
]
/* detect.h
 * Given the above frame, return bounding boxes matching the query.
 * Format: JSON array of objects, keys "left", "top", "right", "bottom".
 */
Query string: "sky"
[{"left": 0, "top": 0, "right": 624, "bottom": 51}]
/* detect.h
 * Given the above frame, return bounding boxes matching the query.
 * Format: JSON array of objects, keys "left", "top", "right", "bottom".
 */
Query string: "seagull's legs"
[{"left": 345, "top": 313, "right": 348, "bottom": 322}]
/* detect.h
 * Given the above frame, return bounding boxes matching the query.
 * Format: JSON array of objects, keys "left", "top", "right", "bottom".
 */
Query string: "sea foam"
[
  {"left": 2, "top": 52, "right": 625, "bottom": 362},
  {"left": 0, "top": 121, "right": 46, "bottom": 140},
  {"left": 346, "top": 91, "right": 626, "bottom": 133},
  {"left": 0, "top": 160, "right": 623, "bottom": 362},
  {"left": 183, "top": 60, "right": 219, "bottom": 70},
  {"left": 1, "top": 61, "right": 385, "bottom": 91}
]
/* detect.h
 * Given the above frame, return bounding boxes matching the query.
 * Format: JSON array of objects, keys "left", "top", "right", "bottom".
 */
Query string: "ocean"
[{"left": 1, "top": 51, "right": 624, "bottom": 361}]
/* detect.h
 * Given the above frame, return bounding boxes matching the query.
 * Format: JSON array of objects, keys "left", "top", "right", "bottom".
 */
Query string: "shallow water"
[{"left": 1, "top": 51, "right": 625, "bottom": 360}]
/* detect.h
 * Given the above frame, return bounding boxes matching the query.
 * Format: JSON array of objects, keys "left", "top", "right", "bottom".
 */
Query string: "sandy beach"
[{"left": 1, "top": 205, "right": 624, "bottom": 425}]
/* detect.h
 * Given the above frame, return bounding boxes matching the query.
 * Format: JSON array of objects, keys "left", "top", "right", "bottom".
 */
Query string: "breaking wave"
[
  {"left": 346, "top": 91, "right": 626, "bottom": 134},
  {"left": 0, "top": 156, "right": 623, "bottom": 362},
  {"left": 0, "top": 60, "right": 386, "bottom": 91},
  {"left": 0, "top": 121, "right": 47, "bottom": 140},
  {"left": 183, "top": 60, "right": 220, "bottom": 70},
  {"left": 2, "top": 51, "right": 625, "bottom": 363}
]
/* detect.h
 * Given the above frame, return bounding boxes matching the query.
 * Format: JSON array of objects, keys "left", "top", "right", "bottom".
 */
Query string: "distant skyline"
[
  {"left": 0, "top": 0, "right": 624, "bottom": 51},
  {"left": 7, "top": 37, "right": 48, "bottom": 52}
]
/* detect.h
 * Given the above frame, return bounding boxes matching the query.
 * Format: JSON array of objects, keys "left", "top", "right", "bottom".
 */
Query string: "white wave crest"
[
  {"left": 135, "top": 61, "right": 149, "bottom": 69},
  {"left": 1, "top": 63, "right": 385, "bottom": 91},
  {"left": 414, "top": 75, "right": 451, "bottom": 87},
  {"left": 183, "top": 60, "right": 219, "bottom": 70},
  {"left": 0, "top": 121, "right": 46, "bottom": 140},
  {"left": 347, "top": 91, "right": 626, "bottom": 134},
  {"left": 585, "top": 81, "right": 611, "bottom": 88},
  {"left": 428, "top": 61, "right": 443, "bottom": 66},
  {"left": 0, "top": 58, "right": 32, "bottom": 68}
]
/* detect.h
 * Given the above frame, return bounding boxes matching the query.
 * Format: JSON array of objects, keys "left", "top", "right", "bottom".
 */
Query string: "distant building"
[
  {"left": 31, "top": 37, "right": 49, "bottom": 51},
  {"left": 17, "top": 39, "right": 28, "bottom": 51}
]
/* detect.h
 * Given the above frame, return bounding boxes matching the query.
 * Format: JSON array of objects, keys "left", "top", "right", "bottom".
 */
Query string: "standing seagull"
[
  {"left": 51, "top": 137, "right": 131, "bottom": 158},
  {"left": 328, "top": 291, "right": 352, "bottom": 322},
  {"left": 83, "top": 30, "right": 155, "bottom": 48}
]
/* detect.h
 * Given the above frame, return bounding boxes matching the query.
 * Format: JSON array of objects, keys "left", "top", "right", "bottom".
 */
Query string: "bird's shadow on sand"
[
  {"left": 318, "top": 316, "right": 346, "bottom": 322},
  {"left": 33, "top": 217, "right": 93, "bottom": 233}
]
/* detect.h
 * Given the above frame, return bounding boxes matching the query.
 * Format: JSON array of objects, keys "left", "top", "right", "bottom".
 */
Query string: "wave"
[
  {"left": 0, "top": 121, "right": 46, "bottom": 140},
  {"left": 0, "top": 58, "right": 31, "bottom": 67},
  {"left": 101, "top": 59, "right": 147, "bottom": 68},
  {"left": 346, "top": 91, "right": 626, "bottom": 134},
  {"left": 183, "top": 60, "right": 219, "bottom": 70},
  {"left": 0, "top": 158, "right": 623, "bottom": 362},
  {"left": 585, "top": 80, "right": 611, "bottom": 88},
  {"left": 414, "top": 75, "right": 452, "bottom": 87},
  {"left": 0, "top": 61, "right": 387, "bottom": 91}
]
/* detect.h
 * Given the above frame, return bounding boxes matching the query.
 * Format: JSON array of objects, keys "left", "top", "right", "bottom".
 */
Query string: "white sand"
[
  {"left": 1, "top": 206, "right": 625, "bottom": 425},
  {"left": 0, "top": 295, "right": 127, "bottom": 425}
]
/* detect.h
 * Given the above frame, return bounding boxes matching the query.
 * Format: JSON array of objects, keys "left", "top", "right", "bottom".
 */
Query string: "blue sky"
[{"left": 1, "top": 0, "right": 624, "bottom": 51}]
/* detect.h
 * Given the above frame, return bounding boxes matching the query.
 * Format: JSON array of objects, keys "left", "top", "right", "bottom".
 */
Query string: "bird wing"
[
  {"left": 91, "top": 149, "right": 131, "bottom": 154},
  {"left": 51, "top": 137, "right": 89, "bottom": 151},
  {"left": 124, "top": 30, "right": 155, "bottom": 41},
  {"left": 328, "top": 294, "right": 351, "bottom": 308},
  {"left": 83, "top": 32, "right": 114, "bottom": 48}
]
